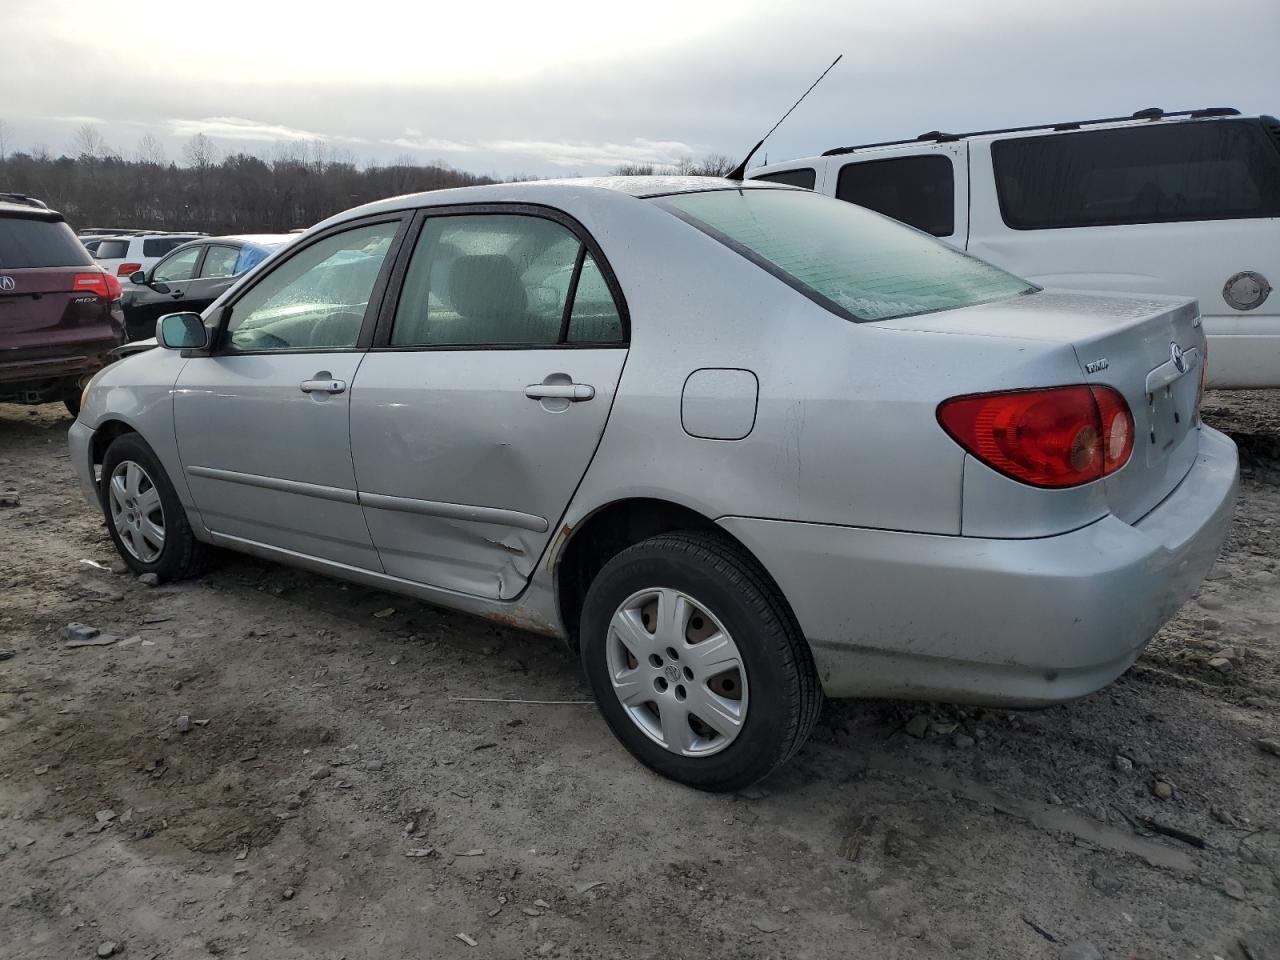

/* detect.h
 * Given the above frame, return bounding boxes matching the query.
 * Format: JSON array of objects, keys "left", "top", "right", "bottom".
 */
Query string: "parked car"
[
  {"left": 749, "top": 107, "right": 1280, "bottom": 389},
  {"left": 93, "top": 232, "right": 207, "bottom": 279},
  {"left": 120, "top": 234, "right": 294, "bottom": 341},
  {"left": 70, "top": 178, "right": 1238, "bottom": 790},
  {"left": 1, "top": 199, "right": 124, "bottom": 415}
]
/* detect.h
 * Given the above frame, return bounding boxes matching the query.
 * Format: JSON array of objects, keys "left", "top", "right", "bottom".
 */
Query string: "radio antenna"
[{"left": 725, "top": 54, "right": 842, "bottom": 182}]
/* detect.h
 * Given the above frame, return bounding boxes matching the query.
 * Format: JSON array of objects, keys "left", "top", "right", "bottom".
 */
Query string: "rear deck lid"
[{"left": 879, "top": 289, "right": 1205, "bottom": 523}]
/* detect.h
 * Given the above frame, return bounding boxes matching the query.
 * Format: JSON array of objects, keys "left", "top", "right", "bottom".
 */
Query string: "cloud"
[
  {"left": 385, "top": 132, "right": 702, "bottom": 168},
  {"left": 54, "top": 115, "right": 108, "bottom": 125},
  {"left": 167, "top": 116, "right": 366, "bottom": 144}
]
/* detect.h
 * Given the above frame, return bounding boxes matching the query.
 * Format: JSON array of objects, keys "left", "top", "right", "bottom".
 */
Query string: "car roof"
[
  {"left": 815, "top": 106, "right": 1247, "bottom": 158},
  {"left": 316, "top": 176, "right": 798, "bottom": 232},
  {"left": 0, "top": 201, "right": 63, "bottom": 221},
  {"left": 207, "top": 234, "right": 296, "bottom": 247}
]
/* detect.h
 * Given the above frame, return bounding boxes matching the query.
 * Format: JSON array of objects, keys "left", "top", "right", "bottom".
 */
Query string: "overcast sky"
[{"left": 3, "top": 0, "right": 1277, "bottom": 178}]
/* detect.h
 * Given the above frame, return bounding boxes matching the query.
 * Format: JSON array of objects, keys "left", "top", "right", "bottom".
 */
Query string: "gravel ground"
[{"left": 1, "top": 392, "right": 1278, "bottom": 960}]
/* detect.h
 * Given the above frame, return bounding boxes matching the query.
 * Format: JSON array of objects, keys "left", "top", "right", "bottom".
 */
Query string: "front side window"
[
  {"left": 222, "top": 221, "right": 398, "bottom": 353},
  {"left": 658, "top": 188, "right": 1032, "bottom": 323},
  {"left": 390, "top": 213, "right": 623, "bottom": 347},
  {"left": 152, "top": 245, "right": 201, "bottom": 283},
  {"left": 837, "top": 155, "right": 955, "bottom": 237},
  {"left": 751, "top": 168, "right": 817, "bottom": 190},
  {"left": 200, "top": 245, "right": 240, "bottom": 279},
  {"left": 993, "top": 120, "right": 1280, "bottom": 229}
]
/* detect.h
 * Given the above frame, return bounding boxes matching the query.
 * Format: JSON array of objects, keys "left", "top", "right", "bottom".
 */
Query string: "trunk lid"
[
  {"left": 0, "top": 266, "right": 111, "bottom": 349},
  {"left": 877, "top": 288, "right": 1204, "bottom": 523}
]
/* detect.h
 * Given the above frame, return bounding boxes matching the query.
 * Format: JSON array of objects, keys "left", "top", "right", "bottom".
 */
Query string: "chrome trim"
[
  {"left": 185, "top": 465, "right": 358, "bottom": 504},
  {"left": 1144, "top": 346, "right": 1200, "bottom": 394},
  {"left": 358, "top": 491, "right": 549, "bottom": 533}
]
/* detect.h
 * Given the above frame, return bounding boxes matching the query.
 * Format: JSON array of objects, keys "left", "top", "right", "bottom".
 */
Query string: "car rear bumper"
[
  {"left": 0, "top": 331, "right": 123, "bottom": 390},
  {"left": 718, "top": 425, "right": 1239, "bottom": 706}
]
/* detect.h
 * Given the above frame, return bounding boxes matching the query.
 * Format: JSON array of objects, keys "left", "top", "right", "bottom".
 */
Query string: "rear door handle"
[
  {"left": 524, "top": 383, "right": 594, "bottom": 401},
  {"left": 300, "top": 378, "right": 347, "bottom": 395}
]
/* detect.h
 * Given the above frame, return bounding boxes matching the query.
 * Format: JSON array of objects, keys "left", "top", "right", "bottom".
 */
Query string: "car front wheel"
[
  {"left": 580, "top": 531, "right": 822, "bottom": 791},
  {"left": 100, "top": 433, "right": 211, "bottom": 582}
]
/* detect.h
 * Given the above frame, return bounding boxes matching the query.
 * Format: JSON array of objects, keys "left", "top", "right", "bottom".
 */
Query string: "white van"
[{"left": 750, "top": 108, "right": 1280, "bottom": 388}]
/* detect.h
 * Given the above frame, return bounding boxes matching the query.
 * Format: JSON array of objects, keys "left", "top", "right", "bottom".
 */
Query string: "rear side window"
[
  {"left": 0, "top": 217, "right": 94, "bottom": 268},
  {"left": 95, "top": 239, "right": 131, "bottom": 260},
  {"left": 143, "top": 237, "right": 194, "bottom": 257},
  {"left": 658, "top": 188, "right": 1032, "bottom": 323},
  {"left": 390, "top": 214, "right": 624, "bottom": 347},
  {"left": 837, "top": 155, "right": 955, "bottom": 236},
  {"left": 752, "top": 168, "right": 817, "bottom": 190},
  {"left": 234, "top": 245, "right": 272, "bottom": 274},
  {"left": 200, "top": 245, "right": 240, "bottom": 278},
  {"left": 993, "top": 120, "right": 1280, "bottom": 229}
]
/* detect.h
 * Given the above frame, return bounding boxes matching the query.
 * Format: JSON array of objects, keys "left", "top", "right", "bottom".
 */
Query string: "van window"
[
  {"left": 992, "top": 120, "right": 1280, "bottom": 229},
  {"left": 657, "top": 188, "right": 1032, "bottom": 323},
  {"left": 751, "top": 168, "right": 816, "bottom": 190},
  {"left": 94, "top": 239, "right": 131, "bottom": 260},
  {"left": 836, "top": 155, "right": 955, "bottom": 237}
]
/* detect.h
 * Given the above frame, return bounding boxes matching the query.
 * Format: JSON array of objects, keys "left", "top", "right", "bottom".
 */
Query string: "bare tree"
[
  {"left": 72, "top": 124, "right": 107, "bottom": 160},
  {"left": 0, "top": 119, "right": 9, "bottom": 165},
  {"left": 136, "top": 134, "right": 167, "bottom": 166},
  {"left": 183, "top": 132, "right": 218, "bottom": 169}
]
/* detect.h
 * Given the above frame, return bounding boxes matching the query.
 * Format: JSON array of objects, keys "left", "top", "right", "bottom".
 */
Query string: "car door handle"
[
  {"left": 524, "top": 382, "right": 594, "bottom": 401},
  {"left": 170, "top": 291, "right": 184, "bottom": 298},
  {"left": 300, "top": 378, "right": 347, "bottom": 395}
]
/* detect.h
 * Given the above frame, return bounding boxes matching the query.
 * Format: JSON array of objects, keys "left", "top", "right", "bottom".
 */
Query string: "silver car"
[{"left": 69, "top": 177, "right": 1239, "bottom": 791}]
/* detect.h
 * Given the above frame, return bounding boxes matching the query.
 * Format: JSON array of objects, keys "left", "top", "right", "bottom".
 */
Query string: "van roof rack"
[{"left": 821, "top": 106, "right": 1241, "bottom": 157}]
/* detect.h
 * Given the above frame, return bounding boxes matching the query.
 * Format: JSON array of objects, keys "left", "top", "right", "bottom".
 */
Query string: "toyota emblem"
[
  {"left": 0, "top": 276, "right": 15, "bottom": 292},
  {"left": 1170, "top": 341, "right": 1186, "bottom": 374}
]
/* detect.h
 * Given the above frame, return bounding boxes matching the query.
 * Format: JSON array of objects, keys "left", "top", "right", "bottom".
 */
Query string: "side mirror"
[
  {"left": 129, "top": 270, "right": 147, "bottom": 285},
  {"left": 157, "top": 312, "right": 209, "bottom": 350}
]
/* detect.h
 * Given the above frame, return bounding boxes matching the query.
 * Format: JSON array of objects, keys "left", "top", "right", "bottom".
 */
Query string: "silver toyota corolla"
[{"left": 69, "top": 177, "right": 1239, "bottom": 791}]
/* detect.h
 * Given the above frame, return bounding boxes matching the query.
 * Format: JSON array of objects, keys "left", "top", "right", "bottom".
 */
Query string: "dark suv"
[{"left": 0, "top": 198, "right": 125, "bottom": 416}]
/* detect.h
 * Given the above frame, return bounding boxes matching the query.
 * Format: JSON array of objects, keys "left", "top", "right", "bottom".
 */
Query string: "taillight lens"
[
  {"left": 72, "top": 270, "right": 122, "bottom": 301},
  {"left": 938, "top": 385, "right": 1134, "bottom": 488},
  {"left": 117, "top": 262, "right": 142, "bottom": 277}
]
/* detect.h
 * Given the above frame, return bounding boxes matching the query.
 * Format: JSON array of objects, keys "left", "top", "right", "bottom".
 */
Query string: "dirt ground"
[{"left": 2, "top": 392, "right": 1278, "bottom": 960}]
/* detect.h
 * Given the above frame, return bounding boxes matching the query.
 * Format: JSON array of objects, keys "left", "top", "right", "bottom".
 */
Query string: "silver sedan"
[{"left": 69, "top": 177, "right": 1238, "bottom": 790}]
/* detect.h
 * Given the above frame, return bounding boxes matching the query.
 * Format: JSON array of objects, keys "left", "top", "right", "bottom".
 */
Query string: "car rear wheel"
[
  {"left": 100, "top": 433, "right": 211, "bottom": 582},
  {"left": 580, "top": 531, "right": 822, "bottom": 791}
]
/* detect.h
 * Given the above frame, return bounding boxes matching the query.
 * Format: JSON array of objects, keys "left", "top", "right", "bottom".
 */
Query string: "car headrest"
[{"left": 448, "top": 255, "right": 526, "bottom": 322}]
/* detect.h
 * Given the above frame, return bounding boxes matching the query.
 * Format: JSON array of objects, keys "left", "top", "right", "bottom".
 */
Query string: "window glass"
[
  {"left": 234, "top": 244, "right": 274, "bottom": 275},
  {"left": 993, "top": 120, "right": 1280, "bottom": 229},
  {"left": 0, "top": 217, "right": 95, "bottom": 268},
  {"left": 143, "top": 236, "right": 197, "bottom": 257},
  {"left": 837, "top": 155, "right": 955, "bottom": 236},
  {"left": 658, "top": 188, "right": 1032, "bottom": 323},
  {"left": 391, "top": 214, "right": 584, "bottom": 347},
  {"left": 566, "top": 254, "right": 623, "bottom": 342},
  {"left": 223, "top": 221, "right": 398, "bottom": 353},
  {"left": 200, "top": 245, "right": 240, "bottom": 278},
  {"left": 751, "top": 168, "right": 817, "bottom": 190},
  {"left": 94, "top": 239, "right": 131, "bottom": 260},
  {"left": 152, "top": 245, "right": 201, "bottom": 282}
]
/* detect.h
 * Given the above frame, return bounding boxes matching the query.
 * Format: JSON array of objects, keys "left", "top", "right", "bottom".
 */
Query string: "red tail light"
[
  {"left": 116, "top": 262, "right": 142, "bottom": 277},
  {"left": 938, "top": 385, "right": 1134, "bottom": 488},
  {"left": 73, "top": 270, "right": 122, "bottom": 302}
]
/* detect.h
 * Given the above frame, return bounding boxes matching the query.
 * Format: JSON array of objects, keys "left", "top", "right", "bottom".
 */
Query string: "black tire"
[
  {"left": 63, "top": 392, "right": 80, "bottom": 419},
  {"left": 100, "top": 433, "right": 212, "bottom": 582},
  {"left": 580, "top": 531, "right": 823, "bottom": 792}
]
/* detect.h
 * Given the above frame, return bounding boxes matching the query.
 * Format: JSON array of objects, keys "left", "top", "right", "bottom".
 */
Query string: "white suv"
[
  {"left": 749, "top": 108, "right": 1280, "bottom": 388},
  {"left": 94, "top": 233, "right": 205, "bottom": 280}
]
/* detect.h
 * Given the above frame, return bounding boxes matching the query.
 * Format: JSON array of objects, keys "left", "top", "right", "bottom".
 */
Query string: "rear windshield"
[
  {"left": 656, "top": 188, "right": 1033, "bottom": 322},
  {"left": 993, "top": 120, "right": 1280, "bottom": 229},
  {"left": 0, "top": 216, "right": 94, "bottom": 269}
]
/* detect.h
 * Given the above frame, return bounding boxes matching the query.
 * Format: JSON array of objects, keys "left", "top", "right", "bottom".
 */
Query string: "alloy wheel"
[
  {"left": 605, "top": 587, "right": 748, "bottom": 757},
  {"left": 107, "top": 459, "right": 165, "bottom": 563}
]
